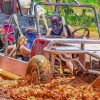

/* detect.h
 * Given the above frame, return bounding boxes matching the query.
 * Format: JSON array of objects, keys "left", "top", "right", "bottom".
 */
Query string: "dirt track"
[{"left": 0, "top": 75, "right": 100, "bottom": 100}]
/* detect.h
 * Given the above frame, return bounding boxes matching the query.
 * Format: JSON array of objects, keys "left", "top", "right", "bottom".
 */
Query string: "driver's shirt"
[{"left": 50, "top": 25, "right": 71, "bottom": 38}]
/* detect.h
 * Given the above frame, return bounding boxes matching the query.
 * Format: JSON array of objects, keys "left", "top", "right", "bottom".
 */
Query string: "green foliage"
[
  {"left": 62, "top": 0, "right": 100, "bottom": 28},
  {"left": 63, "top": 7, "right": 96, "bottom": 27},
  {"left": 35, "top": 0, "right": 100, "bottom": 29}
]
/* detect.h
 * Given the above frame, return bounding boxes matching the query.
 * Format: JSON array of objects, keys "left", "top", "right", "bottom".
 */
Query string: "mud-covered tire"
[{"left": 25, "top": 55, "right": 53, "bottom": 84}]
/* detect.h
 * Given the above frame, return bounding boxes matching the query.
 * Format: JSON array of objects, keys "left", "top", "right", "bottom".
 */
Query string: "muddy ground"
[{"left": 0, "top": 74, "right": 100, "bottom": 100}]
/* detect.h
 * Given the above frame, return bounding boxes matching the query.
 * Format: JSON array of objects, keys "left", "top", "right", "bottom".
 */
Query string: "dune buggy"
[{"left": 0, "top": 1, "right": 100, "bottom": 90}]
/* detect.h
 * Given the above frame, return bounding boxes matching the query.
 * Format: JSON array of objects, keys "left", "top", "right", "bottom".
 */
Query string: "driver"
[
  {"left": 46, "top": 14, "right": 73, "bottom": 38},
  {"left": 47, "top": 14, "right": 74, "bottom": 75}
]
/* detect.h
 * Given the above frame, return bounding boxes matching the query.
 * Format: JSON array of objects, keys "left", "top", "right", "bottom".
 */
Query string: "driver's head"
[
  {"left": 51, "top": 13, "right": 62, "bottom": 27},
  {"left": 25, "top": 26, "right": 37, "bottom": 42}
]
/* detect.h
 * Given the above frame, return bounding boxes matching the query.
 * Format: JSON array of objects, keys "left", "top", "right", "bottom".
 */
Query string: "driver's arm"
[
  {"left": 62, "top": 25, "right": 73, "bottom": 38},
  {"left": 63, "top": 25, "right": 68, "bottom": 38},
  {"left": 68, "top": 25, "right": 73, "bottom": 33}
]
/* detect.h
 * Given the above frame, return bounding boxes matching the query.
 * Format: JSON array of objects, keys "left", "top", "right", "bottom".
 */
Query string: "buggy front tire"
[{"left": 25, "top": 55, "right": 53, "bottom": 84}]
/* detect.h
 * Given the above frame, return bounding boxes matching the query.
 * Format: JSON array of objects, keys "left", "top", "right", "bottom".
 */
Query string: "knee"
[
  {"left": 20, "top": 46, "right": 26, "bottom": 54},
  {"left": 20, "top": 46, "right": 31, "bottom": 56}
]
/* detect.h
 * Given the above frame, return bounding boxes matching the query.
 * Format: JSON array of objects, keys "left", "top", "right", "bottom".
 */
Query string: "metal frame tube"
[
  {"left": 16, "top": 0, "right": 23, "bottom": 16},
  {"left": 34, "top": 5, "right": 41, "bottom": 37}
]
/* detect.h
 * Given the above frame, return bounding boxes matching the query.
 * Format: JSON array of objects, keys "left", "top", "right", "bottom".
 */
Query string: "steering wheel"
[{"left": 71, "top": 27, "right": 90, "bottom": 38}]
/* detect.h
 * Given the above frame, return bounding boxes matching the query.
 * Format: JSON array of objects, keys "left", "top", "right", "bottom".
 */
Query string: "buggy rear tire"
[{"left": 25, "top": 55, "right": 53, "bottom": 84}]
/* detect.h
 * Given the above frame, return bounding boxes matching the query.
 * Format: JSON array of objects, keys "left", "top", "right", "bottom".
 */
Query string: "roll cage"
[{"left": 34, "top": 2, "right": 100, "bottom": 38}]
